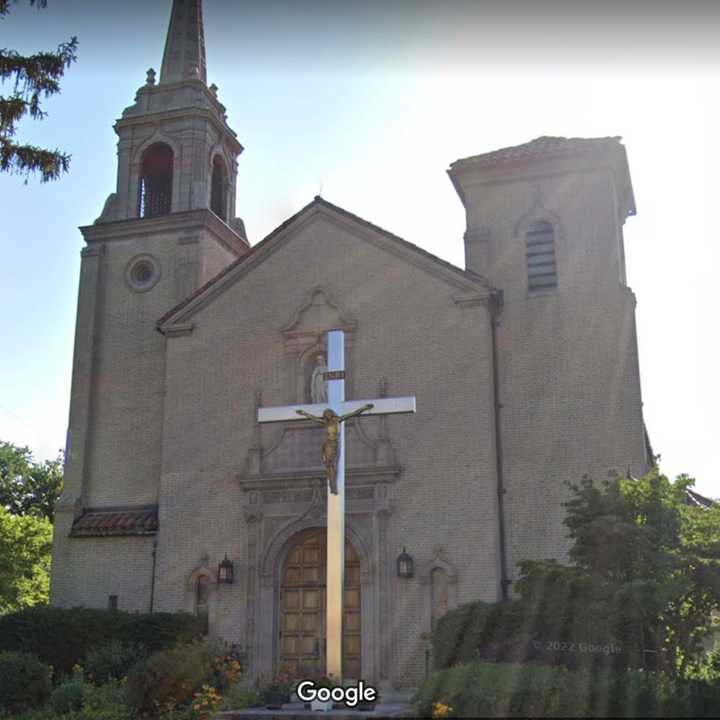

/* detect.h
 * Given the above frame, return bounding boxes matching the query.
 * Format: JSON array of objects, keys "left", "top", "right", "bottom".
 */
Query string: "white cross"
[{"left": 257, "top": 329, "right": 416, "bottom": 681}]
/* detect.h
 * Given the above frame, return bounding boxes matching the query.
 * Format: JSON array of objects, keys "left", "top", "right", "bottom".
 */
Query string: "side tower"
[
  {"left": 51, "top": 0, "right": 249, "bottom": 610},
  {"left": 449, "top": 137, "right": 650, "bottom": 586}
]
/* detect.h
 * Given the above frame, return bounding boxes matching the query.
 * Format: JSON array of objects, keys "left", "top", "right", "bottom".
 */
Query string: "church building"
[{"left": 50, "top": 0, "right": 649, "bottom": 690}]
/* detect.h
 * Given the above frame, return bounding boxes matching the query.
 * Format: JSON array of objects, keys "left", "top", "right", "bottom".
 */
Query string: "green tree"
[
  {"left": 516, "top": 468, "right": 720, "bottom": 678},
  {"left": 0, "top": 505, "right": 52, "bottom": 613},
  {"left": 1, "top": 0, "right": 77, "bottom": 181},
  {"left": 0, "top": 441, "right": 63, "bottom": 521}
]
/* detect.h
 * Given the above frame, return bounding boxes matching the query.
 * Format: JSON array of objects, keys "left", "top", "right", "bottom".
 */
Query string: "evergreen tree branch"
[
  {"left": 0, "top": 1, "right": 48, "bottom": 17},
  {"left": 0, "top": 2, "right": 77, "bottom": 180},
  {"left": 1, "top": 136, "right": 70, "bottom": 181}
]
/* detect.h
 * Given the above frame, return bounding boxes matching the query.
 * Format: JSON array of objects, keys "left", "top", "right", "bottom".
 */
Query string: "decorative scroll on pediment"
[
  {"left": 281, "top": 287, "right": 356, "bottom": 353},
  {"left": 512, "top": 186, "right": 565, "bottom": 242}
]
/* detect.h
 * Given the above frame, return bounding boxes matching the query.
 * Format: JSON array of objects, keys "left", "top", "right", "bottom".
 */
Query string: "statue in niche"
[{"left": 310, "top": 355, "right": 328, "bottom": 404}]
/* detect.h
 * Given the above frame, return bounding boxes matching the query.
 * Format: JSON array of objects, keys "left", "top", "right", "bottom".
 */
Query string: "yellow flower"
[{"left": 432, "top": 701, "right": 454, "bottom": 718}]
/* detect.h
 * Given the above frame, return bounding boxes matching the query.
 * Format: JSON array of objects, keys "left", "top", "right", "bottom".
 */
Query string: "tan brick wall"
[
  {"left": 50, "top": 510, "right": 154, "bottom": 612},
  {"left": 156, "top": 212, "right": 500, "bottom": 686}
]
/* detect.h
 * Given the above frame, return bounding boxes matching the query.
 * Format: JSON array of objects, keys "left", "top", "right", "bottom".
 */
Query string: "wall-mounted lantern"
[
  {"left": 396, "top": 547, "right": 414, "bottom": 578},
  {"left": 218, "top": 554, "right": 234, "bottom": 584}
]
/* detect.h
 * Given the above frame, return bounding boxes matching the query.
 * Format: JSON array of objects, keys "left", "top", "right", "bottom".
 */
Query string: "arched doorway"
[{"left": 279, "top": 528, "right": 361, "bottom": 679}]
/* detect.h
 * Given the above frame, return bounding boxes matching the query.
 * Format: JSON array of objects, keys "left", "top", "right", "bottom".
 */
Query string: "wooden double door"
[{"left": 280, "top": 528, "right": 361, "bottom": 679}]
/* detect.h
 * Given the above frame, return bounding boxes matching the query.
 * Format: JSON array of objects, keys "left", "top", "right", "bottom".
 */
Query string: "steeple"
[
  {"left": 94, "top": 0, "right": 246, "bottom": 240},
  {"left": 159, "top": 0, "right": 207, "bottom": 85}
]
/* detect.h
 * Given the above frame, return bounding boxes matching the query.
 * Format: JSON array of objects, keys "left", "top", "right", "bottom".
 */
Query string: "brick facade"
[{"left": 50, "top": 2, "right": 648, "bottom": 692}]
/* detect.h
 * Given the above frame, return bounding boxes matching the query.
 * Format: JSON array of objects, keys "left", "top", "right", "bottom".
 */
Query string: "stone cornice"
[
  {"left": 80, "top": 209, "right": 249, "bottom": 257},
  {"left": 452, "top": 293, "right": 490, "bottom": 308},
  {"left": 116, "top": 101, "right": 242, "bottom": 156},
  {"left": 450, "top": 148, "right": 636, "bottom": 221},
  {"left": 238, "top": 465, "right": 403, "bottom": 489}
]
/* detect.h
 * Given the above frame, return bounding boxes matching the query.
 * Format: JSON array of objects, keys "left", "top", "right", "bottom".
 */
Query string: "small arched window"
[
  {"left": 430, "top": 567, "right": 449, "bottom": 629},
  {"left": 137, "top": 143, "right": 173, "bottom": 218},
  {"left": 210, "top": 155, "right": 227, "bottom": 220},
  {"left": 195, "top": 574, "right": 210, "bottom": 634},
  {"left": 526, "top": 220, "right": 557, "bottom": 291}
]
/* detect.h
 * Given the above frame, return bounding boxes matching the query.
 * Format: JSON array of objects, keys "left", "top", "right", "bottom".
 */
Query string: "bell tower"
[
  {"left": 448, "top": 137, "right": 648, "bottom": 581},
  {"left": 52, "top": 0, "right": 249, "bottom": 611},
  {"left": 99, "top": 0, "right": 245, "bottom": 231}
]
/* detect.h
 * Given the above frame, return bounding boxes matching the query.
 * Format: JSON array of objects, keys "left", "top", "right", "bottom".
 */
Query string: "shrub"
[
  {"left": 432, "top": 600, "right": 528, "bottom": 670},
  {"left": 222, "top": 678, "right": 262, "bottom": 710},
  {"left": 432, "top": 599, "right": 636, "bottom": 673},
  {"left": 0, "top": 607, "right": 205, "bottom": 677},
  {"left": 6, "top": 682, "right": 137, "bottom": 720},
  {"left": 0, "top": 651, "right": 52, "bottom": 712},
  {"left": 0, "top": 708, "right": 56, "bottom": 720},
  {"left": 413, "top": 661, "right": 720, "bottom": 718},
  {"left": 49, "top": 678, "right": 85, "bottom": 714},
  {"left": 85, "top": 641, "right": 146, "bottom": 685},
  {"left": 82, "top": 679, "right": 136, "bottom": 720},
  {"left": 125, "top": 639, "right": 225, "bottom": 714}
]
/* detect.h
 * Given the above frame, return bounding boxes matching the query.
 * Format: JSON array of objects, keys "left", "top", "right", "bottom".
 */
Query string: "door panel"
[{"left": 280, "top": 529, "right": 361, "bottom": 679}]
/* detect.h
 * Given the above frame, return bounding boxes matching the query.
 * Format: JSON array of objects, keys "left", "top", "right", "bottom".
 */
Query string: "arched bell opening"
[
  {"left": 210, "top": 154, "right": 227, "bottom": 221},
  {"left": 137, "top": 142, "right": 173, "bottom": 218}
]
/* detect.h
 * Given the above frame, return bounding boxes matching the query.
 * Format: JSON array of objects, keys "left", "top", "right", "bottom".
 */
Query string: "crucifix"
[{"left": 258, "top": 329, "right": 416, "bottom": 681}]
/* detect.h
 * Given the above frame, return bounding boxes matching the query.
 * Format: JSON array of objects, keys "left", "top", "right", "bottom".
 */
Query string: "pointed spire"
[{"left": 159, "top": 0, "right": 207, "bottom": 85}]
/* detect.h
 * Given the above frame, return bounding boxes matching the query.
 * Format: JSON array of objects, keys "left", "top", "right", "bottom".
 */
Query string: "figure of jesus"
[
  {"left": 296, "top": 404, "right": 374, "bottom": 493},
  {"left": 310, "top": 355, "right": 328, "bottom": 404}
]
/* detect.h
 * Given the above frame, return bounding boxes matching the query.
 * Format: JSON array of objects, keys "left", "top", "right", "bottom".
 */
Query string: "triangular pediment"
[
  {"left": 157, "top": 196, "right": 491, "bottom": 335},
  {"left": 280, "top": 287, "right": 356, "bottom": 339}
]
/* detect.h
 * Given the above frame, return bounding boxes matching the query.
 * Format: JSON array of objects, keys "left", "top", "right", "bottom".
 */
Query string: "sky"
[{"left": 1, "top": 0, "right": 719, "bottom": 497}]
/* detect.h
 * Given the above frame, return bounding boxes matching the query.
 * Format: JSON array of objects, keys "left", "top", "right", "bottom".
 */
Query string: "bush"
[
  {"left": 6, "top": 681, "right": 136, "bottom": 720},
  {"left": 0, "top": 607, "right": 205, "bottom": 677},
  {"left": 413, "top": 661, "right": 720, "bottom": 718},
  {"left": 432, "top": 600, "right": 528, "bottom": 670},
  {"left": 222, "top": 677, "right": 262, "bottom": 710},
  {"left": 50, "top": 679, "right": 85, "bottom": 714},
  {"left": 414, "top": 662, "right": 576, "bottom": 718},
  {"left": 82, "top": 679, "right": 136, "bottom": 720},
  {"left": 432, "top": 599, "right": 638, "bottom": 673},
  {"left": 85, "top": 641, "right": 146, "bottom": 685},
  {"left": 0, "top": 708, "right": 56, "bottom": 720},
  {"left": 0, "top": 651, "right": 52, "bottom": 712},
  {"left": 125, "top": 639, "right": 225, "bottom": 714}
]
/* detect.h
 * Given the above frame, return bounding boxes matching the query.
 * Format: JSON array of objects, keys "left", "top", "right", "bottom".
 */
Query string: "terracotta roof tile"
[
  {"left": 70, "top": 506, "right": 158, "bottom": 537},
  {"left": 450, "top": 135, "right": 623, "bottom": 170}
]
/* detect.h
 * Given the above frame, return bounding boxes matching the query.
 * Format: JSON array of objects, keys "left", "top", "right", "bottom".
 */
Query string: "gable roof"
[
  {"left": 686, "top": 488, "right": 716, "bottom": 509},
  {"left": 157, "top": 196, "right": 491, "bottom": 332}
]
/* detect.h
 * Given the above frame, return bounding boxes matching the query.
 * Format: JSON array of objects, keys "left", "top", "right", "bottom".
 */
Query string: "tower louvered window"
[{"left": 526, "top": 220, "right": 557, "bottom": 291}]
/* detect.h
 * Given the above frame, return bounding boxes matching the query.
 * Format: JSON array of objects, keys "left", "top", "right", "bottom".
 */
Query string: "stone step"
[{"left": 215, "top": 701, "right": 414, "bottom": 719}]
